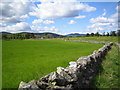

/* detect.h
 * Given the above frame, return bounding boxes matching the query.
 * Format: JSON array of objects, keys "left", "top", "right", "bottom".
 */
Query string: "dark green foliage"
[
  {"left": 91, "top": 33, "right": 95, "bottom": 36},
  {"left": 106, "top": 32, "right": 110, "bottom": 36},
  {"left": 110, "top": 31, "right": 117, "bottom": 36},
  {"left": 2, "top": 33, "right": 35, "bottom": 40},
  {"left": 95, "top": 32, "right": 100, "bottom": 36},
  {"left": 86, "top": 33, "right": 90, "bottom": 37},
  {"left": 103, "top": 32, "right": 105, "bottom": 36},
  {"left": 2, "top": 32, "right": 63, "bottom": 40},
  {"left": 76, "top": 35, "right": 81, "bottom": 37},
  {"left": 85, "top": 31, "right": 118, "bottom": 37},
  {"left": 117, "top": 30, "right": 120, "bottom": 36}
]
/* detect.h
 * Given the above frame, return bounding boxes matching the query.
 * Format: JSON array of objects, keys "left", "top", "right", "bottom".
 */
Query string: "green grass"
[
  {"left": 0, "top": 40, "right": 2, "bottom": 89},
  {"left": 2, "top": 40, "right": 104, "bottom": 88},
  {"left": 91, "top": 44, "right": 119, "bottom": 88},
  {"left": 54, "top": 36, "right": 119, "bottom": 42}
]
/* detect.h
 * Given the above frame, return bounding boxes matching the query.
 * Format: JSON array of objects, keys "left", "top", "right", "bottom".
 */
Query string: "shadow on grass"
[
  {"left": 89, "top": 57, "right": 105, "bottom": 88},
  {"left": 90, "top": 44, "right": 120, "bottom": 88}
]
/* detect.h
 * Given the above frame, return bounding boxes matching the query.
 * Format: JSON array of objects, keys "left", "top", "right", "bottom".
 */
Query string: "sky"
[{"left": 0, "top": 0, "right": 119, "bottom": 35}]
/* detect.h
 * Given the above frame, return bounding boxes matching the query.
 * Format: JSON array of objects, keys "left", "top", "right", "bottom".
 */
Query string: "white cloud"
[
  {"left": 1, "top": 16, "right": 21, "bottom": 23},
  {"left": 0, "top": 0, "right": 31, "bottom": 23},
  {"left": 82, "top": 4, "right": 96, "bottom": 12},
  {"left": 109, "top": 14, "right": 117, "bottom": 23},
  {"left": 20, "top": 14, "right": 29, "bottom": 19},
  {"left": 116, "top": 5, "right": 118, "bottom": 11},
  {"left": 74, "top": 15, "right": 86, "bottom": 19},
  {"left": 43, "top": 20, "right": 55, "bottom": 24},
  {"left": 87, "top": 23, "right": 105, "bottom": 32},
  {"left": 90, "top": 8, "right": 117, "bottom": 25},
  {"left": 68, "top": 20, "right": 77, "bottom": 24},
  {"left": 87, "top": 7, "right": 118, "bottom": 33},
  {"left": 29, "top": 0, "right": 96, "bottom": 19},
  {"left": 32, "top": 19, "right": 55, "bottom": 24},
  {"left": 0, "top": 23, "right": 6, "bottom": 27},
  {"left": 102, "top": 9, "right": 106, "bottom": 16},
  {"left": 87, "top": 25, "right": 104, "bottom": 31},
  {"left": 31, "top": 25, "right": 58, "bottom": 32},
  {"left": 90, "top": 16, "right": 116, "bottom": 23},
  {"left": 1, "top": 22, "right": 31, "bottom": 32},
  {"left": 32, "top": 19, "right": 43, "bottom": 24}
]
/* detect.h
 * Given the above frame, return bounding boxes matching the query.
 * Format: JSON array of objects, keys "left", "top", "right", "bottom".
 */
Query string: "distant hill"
[
  {"left": 19, "top": 32, "right": 31, "bottom": 34},
  {"left": 0, "top": 32, "right": 11, "bottom": 34},
  {"left": 65, "top": 33, "right": 86, "bottom": 37},
  {"left": 1, "top": 31, "right": 62, "bottom": 36},
  {"left": 34, "top": 32, "right": 62, "bottom": 38},
  {"left": 1, "top": 32, "right": 86, "bottom": 38},
  {"left": 16, "top": 32, "right": 62, "bottom": 38}
]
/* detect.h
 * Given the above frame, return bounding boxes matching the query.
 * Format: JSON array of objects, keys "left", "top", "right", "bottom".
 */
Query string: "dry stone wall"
[
  {"left": 18, "top": 42, "right": 113, "bottom": 90},
  {"left": 45, "top": 39, "right": 110, "bottom": 44}
]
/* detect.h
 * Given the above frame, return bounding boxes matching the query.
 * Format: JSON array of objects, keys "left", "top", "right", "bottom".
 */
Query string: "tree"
[
  {"left": 116, "top": 30, "right": 120, "bottom": 36},
  {"left": 46, "top": 34, "right": 53, "bottom": 38},
  {"left": 86, "top": 33, "right": 90, "bottom": 37},
  {"left": 95, "top": 32, "right": 100, "bottom": 36},
  {"left": 59, "top": 35, "right": 63, "bottom": 38},
  {"left": 2, "top": 34, "right": 7, "bottom": 40},
  {"left": 110, "top": 31, "right": 116, "bottom": 36},
  {"left": 106, "top": 32, "right": 110, "bottom": 36},
  {"left": 103, "top": 32, "right": 105, "bottom": 36},
  {"left": 35, "top": 35, "right": 41, "bottom": 39},
  {"left": 76, "top": 35, "right": 81, "bottom": 37},
  {"left": 68, "top": 36, "right": 72, "bottom": 38},
  {"left": 7, "top": 34, "right": 12, "bottom": 40},
  {"left": 30, "top": 33, "right": 35, "bottom": 39},
  {"left": 91, "top": 33, "right": 94, "bottom": 36}
]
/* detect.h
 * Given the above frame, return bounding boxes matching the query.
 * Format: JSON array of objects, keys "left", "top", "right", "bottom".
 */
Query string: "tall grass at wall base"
[{"left": 91, "top": 44, "right": 119, "bottom": 88}]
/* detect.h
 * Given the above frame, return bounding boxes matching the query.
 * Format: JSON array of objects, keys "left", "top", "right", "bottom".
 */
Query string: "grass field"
[
  {"left": 91, "top": 44, "right": 119, "bottom": 88},
  {"left": 54, "top": 36, "right": 119, "bottom": 42},
  {"left": 2, "top": 40, "right": 104, "bottom": 88}
]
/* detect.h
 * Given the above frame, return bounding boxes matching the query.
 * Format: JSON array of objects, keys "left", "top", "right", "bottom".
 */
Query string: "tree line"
[
  {"left": 2, "top": 33, "right": 35, "bottom": 40},
  {"left": 1, "top": 33, "right": 62, "bottom": 40},
  {"left": 86, "top": 30, "right": 120, "bottom": 37},
  {"left": 1, "top": 30, "right": 120, "bottom": 40}
]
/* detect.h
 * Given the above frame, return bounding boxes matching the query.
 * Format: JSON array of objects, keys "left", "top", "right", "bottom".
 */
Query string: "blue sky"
[{"left": 0, "top": 0, "right": 118, "bottom": 35}]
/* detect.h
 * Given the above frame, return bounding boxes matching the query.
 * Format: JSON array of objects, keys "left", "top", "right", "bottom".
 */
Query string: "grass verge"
[{"left": 91, "top": 44, "right": 119, "bottom": 88}]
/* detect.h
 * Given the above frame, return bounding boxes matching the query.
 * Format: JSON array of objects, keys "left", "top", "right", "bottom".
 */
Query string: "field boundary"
[
  {"left": 18, "top": 42, "right": 113, "bottom": 89},
  {"left": 39, "top": 39, "right": 110, "bottom": 44}
]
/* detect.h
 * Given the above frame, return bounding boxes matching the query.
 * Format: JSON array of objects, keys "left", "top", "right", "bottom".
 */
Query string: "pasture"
[{"left": 2, "top": 40, "right": 104, "bottom": 88}]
